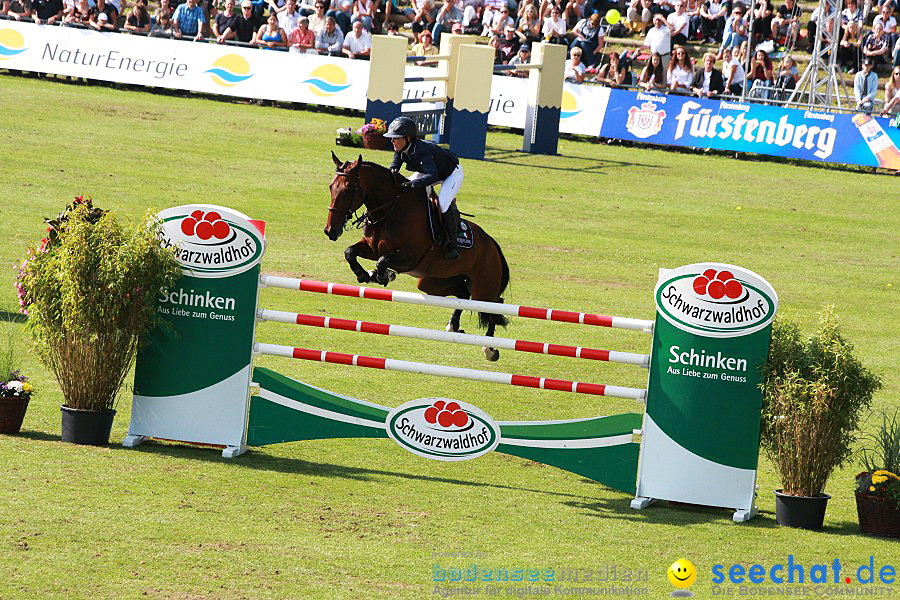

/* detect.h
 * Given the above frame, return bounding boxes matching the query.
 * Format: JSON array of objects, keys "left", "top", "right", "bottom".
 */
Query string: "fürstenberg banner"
[
  {"left": 0, "top": 21, "right": 610, "bottom": 135},
  {"left": 599, "top": 88, "right": 900, "bottom": 169}
]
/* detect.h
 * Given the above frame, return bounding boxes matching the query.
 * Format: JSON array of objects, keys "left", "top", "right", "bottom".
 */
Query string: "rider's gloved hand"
[{"left": 400, "top": 181, "right": 414, "bottom": 190}]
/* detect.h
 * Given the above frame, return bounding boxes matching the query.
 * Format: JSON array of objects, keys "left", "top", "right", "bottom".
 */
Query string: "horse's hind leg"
[
  {"left": 447, "top": 309, "right": 465, "bottom": 334},
  {"left": 468, "top": 266, "right": 507, "bottom": 362}
]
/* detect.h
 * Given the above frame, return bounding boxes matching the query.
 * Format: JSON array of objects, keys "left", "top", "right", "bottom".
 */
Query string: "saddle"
[{"left": 427, "top": 192, "right": 473, "bottom": 249}]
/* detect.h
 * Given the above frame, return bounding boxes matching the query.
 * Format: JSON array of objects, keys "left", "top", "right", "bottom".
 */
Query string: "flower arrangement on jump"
[{"left": 357, "top": 117, "right": 387, "bottom": 136}]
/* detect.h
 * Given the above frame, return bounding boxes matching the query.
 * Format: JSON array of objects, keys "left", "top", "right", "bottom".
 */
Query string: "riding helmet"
[{"left": 383, "top": 116, "right": 418, "bottom": 139}]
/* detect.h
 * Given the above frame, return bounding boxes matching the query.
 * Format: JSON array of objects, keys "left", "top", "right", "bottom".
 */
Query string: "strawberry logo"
[
  {"left": 692, "top": 269, "right": 744, "bottom": 300},
  {"left": 424, "top": 400, "right": 469, "bottom": 428},
  {"left": 180, "top": 210, "right": 231, "bottom": 240}
]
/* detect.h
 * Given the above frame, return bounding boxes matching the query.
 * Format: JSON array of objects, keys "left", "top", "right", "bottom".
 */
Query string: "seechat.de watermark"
[{"left": 710, "top": 556, "right": 895, "bottom": 596}]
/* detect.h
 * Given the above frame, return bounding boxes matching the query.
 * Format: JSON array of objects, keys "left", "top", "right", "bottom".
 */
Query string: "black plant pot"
[
  {"left": 774, "top": 490, "right": 830, "bottom": 530},
  {"left": 60, "top": 405, "right": 116, "bottom": 446}
]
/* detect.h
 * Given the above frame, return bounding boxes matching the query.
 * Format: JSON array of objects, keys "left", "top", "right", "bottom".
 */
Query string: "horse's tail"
[{"left": 477, "top": 238, "right": 511, "bottom": 331}]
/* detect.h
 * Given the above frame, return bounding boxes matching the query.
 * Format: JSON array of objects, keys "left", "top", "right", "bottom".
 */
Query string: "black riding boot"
[{"left": 442, "top": 204, "right": 460, "bottom": 260}]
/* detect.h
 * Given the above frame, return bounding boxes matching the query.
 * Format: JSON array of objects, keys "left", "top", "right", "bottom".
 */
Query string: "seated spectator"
[
  {"left": 488, "top": 32, "right": 503, "bottom": 63},
  {"left": 747, "top": 48, "right": 774, "bottom": 97},
  {"left": 855, "top": 56, "right": 879, "bottom": 112},
  {"left": 596, "top": 50, "right": 632, "bottom": 86},
  {"left": 461, "top": 0, "right": 484, "bottom": 33},
  {"left": 668, "top": 1, "right": 690, "bottom": 45},
  {"left": 64, "top": 0, "right": 91, "bottom": 24},
  {"left": 841, "top": 0, "right": 863, "bottom": 30},
  {"left": 408, "top": 0, "right": 435, "bottom": 31},
  {"left": 150, "top": 8, "right": 176, "bottom": 34},
  {"left": 722, "top": 45, "right": 746, "bottom": 94},
  {"left": 255, "top": 11, "right": 288, "bottom": 46},
  {"left": 484, "top": 4, "right": 513, "bottom": 36},
  {"left": 411, "top": 29, "right": 439, "bottom": 63},
  {"left": 174, "top": 0, "right": 205, "bottom": 39},
  {"left": 213, "top": 0, "right": 238, "bottom": 41},
  {"left": 295, "top": 0, "right": 315, "bottom": 16},
  {"left": 384, "top": 0, "right": 412, "bottom": 27},
  {"left": 699, "top": 0, "right": 726, "bottom": 43},
  {"left": 290, "top": 16, "right": 317, "bottom": 50},
  {"left": 770, "top": 0, "right": 800, "bottom": 47},
  {"left": 507, "top": 44, "right": 532, "bottom": 76},
  {"left": 343, "top": 19, "right": 371, "bottom": 57},
  {"left": 565, "top": 46, "right": 587, "bottom": 81},
  {"left": 499, "top": 24, "right": 524, "bottom": 63},
  {"left": 772, "top": 54, "right": 798, "bottom": 99},
  {"left": 124, "top": 0, "right": 151, "bottom": 31},
  {"left": 570, "top": 11, "right": 605, "bottom": 67},
  {"left": 684, "top": 0, "right": 704, "bottom": 41},
  {"left": 626, "top": 0, "right": 656, "bottom": 35},
  {"left": 316, "top": 15, "right": 345, "bottom": 54},
  {"left": 873, "top": 3, "right": 897, "bottom": 43},
  {"left": 352, "top": 0, "right": 375, "bottom": 31},
  {"left": 690, "top": 51, "right": 725, "bottom": 96},
  {"left": 839, "top": 17, "right": 863, "bottom": 71},
  {"left": 542, "top": 5, "right": 567, "bottom": 43},
  {"left": 863, "top": 22, "right": 891, "bottom": 67},
  {"left": 278, "top": 0, "right": 302, "bottom": 32},
  {"left": 719, "top": 4, "right": 747, "bottom": 56},
  {"left": 327, "top": 0, "right": 353, "bottom": 32},
  {"left": 89, "top": 0, "right": 118, "bottom": 30},
  {"left": 519, "top": 4, "right": 543, "bottom": 43},
  {"left": 432, "top": 0, "right": 463, "bottom": 43},
  {"left": 882, "top": 66, "right": 900, "bottom": 115},
  {"left": 31, "top": 0, "right": 64, "bottom": 24},
  {"left": 667, "top": 44, "right": 694, "bottom": 92},
  {"left": 807, "top": 3, "right": 835, "bottom": 51},
  {"left": 639, "top": 51, "right": 667, "bottom": 89},
  {"left": 644, "top": 13, "right": 672, "bottom": 69},
  {"left": 749, "top": 0, "right": 773, "bottom": 46},
  {"left": 308, "top": 0, "right": 327, "bottom": 31},
  {"left": 565, "top": 0, "right": 588, "bottom": 28}
]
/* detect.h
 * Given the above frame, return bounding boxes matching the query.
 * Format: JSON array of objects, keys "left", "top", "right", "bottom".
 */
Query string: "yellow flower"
[
  {"left": 22, "top": 382, "right": 33, "bottom": 393},
  {"left": 870, "top": 486, "right": 876, "bottom": 491}
]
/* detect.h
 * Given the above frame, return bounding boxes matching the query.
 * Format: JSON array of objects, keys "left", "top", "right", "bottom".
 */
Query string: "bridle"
[{"left": 331, "top": 166, "right": 400, "bottom": 229}]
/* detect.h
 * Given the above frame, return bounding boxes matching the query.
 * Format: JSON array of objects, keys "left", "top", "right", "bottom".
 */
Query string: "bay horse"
[{"left": 325, "top": 152, "right": 510, "bottom": 361}]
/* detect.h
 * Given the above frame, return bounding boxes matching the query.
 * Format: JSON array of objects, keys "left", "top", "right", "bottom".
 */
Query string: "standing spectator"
[
  {"left": 691, "top": 51, "right": 725, "bottom": 96},
  {"left": 213, "top": 0, "right": 238, "bottom": 41},
  {"left": 699, "top": 0, "right": 726, "bottom": 42},
  {"left": 570, "top": 10, "right": 605, "bottom": 66},
  {"left": 854, "top": 56, "right": 879, "bottom": 112},
  {"left": 667, "top": 44, "right": 694, "bottom": 91},
  {"left": 327, "top": 0, "right": 353, "bottom": 32},
  {"left": 352, "top": 0, "right": 375, "bottom": 30},
  {"left": 124, "top": 0, "right": 151, "bottom": 31},
  {"left": 64, "top": 0, "right": 91, "bottom": 24},
  {"left": 432, "top": 0, "right": 463, "bottom": 42},
  {"left": 499, "top": 24, "right": 524, "bottom": 62},
  {"left": 254, "top": 11, "right": 288, "bottom": 46},
  {"left": 308, "top": 0, "right": 327, "bottom": 30},
  {"left": 289, "top": 16, "right": 316, "bottom": 50},
  {"left": 719, "top": 4, "right": 747, "bottom": 56},
  {"left": 770, "top": 0, "right": 800, "bottom": 47},
  {"left": 3, "top": 0, "right": 32, "bottom": 20},
  {"left": 229, "top": 0, "right": 262, "bottom": 40},
  {"left": 410, "top": 29, "right": 439, "bottom": 63},
  {"left": 157, "top": 0, "right": 175, "bottom": 19},
  {"left": 277, "top": 0, "right": 302, "bottom": 31},
  {"left": 639, "top": 52, "right": 668, "bottom": 89},
  {"left": 88, "top": 0, "right": 117, "bottom": 29},
  {"left": 174, "top": 0, "right": 205, "bottom": 39},
  {"left": 343, "top": 19, "right": 372, "bottom": 56},
  {"left": 31, "top": 0, "right": 64, "bottom": 24},
  {"left": 881, "top": 66, "right": 900, "bottom": 115},
  {"left": 668, "top": 0, "right": 690, "bottom": 44},
  {"left": 597, "top": 50, "right": 631, "bottom": 86},
  {"left": 644, "top": 12, "right": 672, "bottom": 69},
  {"left": 863, "top": 22, "right": 891, "bottom": 66},
  {"left": 316, "top": 15, "right": 345, "bottom": 53},
  {"left": 542, "top": 4, "right": 567, "bottom": 42},
  {"left": 722, "top": 45, "right": 746, "bottom": 93},
  {"left": 150, "top": 9, "right": 175, "bottom": 34},
  {"left": 564, "top": 46, "right": 587, "bottom": 80}
]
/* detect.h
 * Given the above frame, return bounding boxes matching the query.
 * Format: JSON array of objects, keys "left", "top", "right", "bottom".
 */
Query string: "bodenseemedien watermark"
[{"left": 432, "top": 583, "right": 650, "bottom": 597}]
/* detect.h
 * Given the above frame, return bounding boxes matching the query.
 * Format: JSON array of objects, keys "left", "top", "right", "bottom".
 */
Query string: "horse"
[{"left": 325, "top": 152, "right": 510, "bottom": 361}]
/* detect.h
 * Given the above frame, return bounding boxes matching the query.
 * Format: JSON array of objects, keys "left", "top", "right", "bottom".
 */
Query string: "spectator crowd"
[{"left": 1, "top": 0, "right": 898, "bottom": 113}]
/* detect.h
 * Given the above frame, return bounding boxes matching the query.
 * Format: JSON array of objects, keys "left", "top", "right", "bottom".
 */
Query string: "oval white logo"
[
  {"left": 655, "top": 263, "right": 778, "bottom": 338},
  {"left": 157, "top": 205, "right": 265, "bottom": 278},
  {"left": 386, "top": 399, "right": 500, "bottom": 461}
]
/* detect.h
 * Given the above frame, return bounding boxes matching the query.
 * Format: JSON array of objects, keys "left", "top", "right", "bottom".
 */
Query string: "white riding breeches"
[{"left": 409, "top": 164, "right": 464, "bottom": 212}]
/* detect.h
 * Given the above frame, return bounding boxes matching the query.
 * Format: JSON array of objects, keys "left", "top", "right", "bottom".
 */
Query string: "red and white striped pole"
[
  {"left": 259, "top": 275, "right": 654, "bottom": 333},
  {"left": 254, "top": 342, "right": 648, "bottom": 400},
  {"left": 257, "top": 309, "right": 650, "bottom": 367}
]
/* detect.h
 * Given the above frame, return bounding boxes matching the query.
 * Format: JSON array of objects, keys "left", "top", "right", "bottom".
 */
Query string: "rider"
[{"left": 383, "top": 116, "right": 463, "bottom": 260}]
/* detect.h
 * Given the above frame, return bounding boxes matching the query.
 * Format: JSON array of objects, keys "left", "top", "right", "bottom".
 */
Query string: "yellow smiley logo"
[{"left": 668, "top": 559, "right": 697, "bottom": 589}]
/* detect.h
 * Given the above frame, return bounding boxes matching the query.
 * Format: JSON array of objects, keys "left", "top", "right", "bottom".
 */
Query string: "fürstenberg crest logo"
[
  {"left": 157, "top": 205, "right": 265, "bottom": 278},
  {"left": 386, "top": 399, "right": 500, "bottom": 461},
  {"left": 655, "top": 262, "right": 778, "bottom": 338}
]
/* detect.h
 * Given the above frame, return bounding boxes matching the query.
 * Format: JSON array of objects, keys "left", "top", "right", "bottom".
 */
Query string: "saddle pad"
[{"left": 427, "top": 202, "right": 474, "bottom": 249}]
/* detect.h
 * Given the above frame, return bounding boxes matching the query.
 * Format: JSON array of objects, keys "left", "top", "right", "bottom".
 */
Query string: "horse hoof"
[
  {"left": 357, "top": 272, "right": 371, "bottom": 283},
  {"left": 483, "top": 347, "right": 499, "bottom": 361}
]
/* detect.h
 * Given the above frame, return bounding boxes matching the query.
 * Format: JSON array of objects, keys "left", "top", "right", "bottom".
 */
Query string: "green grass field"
[{"left": 1, "top": 73, "right": 898, "bottom": 600}]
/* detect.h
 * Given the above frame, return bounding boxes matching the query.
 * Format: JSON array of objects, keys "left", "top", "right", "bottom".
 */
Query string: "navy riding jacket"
[{"left": 388, "top": 138, "right": 459, "bottom": 188}]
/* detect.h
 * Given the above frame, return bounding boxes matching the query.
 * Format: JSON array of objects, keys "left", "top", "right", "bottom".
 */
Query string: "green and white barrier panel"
[{"left": 127, "top": 205, "right": 777, "bottom": 520}]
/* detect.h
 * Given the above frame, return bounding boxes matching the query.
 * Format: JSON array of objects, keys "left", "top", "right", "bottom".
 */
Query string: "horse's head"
[{"left": 325, "top": 151, "right": 365, "bottom": 241}]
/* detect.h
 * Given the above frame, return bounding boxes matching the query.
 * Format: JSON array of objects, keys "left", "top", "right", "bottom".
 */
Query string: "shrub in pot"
[
  {"left": 854, "top": 409, "right": 900, "bottom": 537},
  {"left": 760, "top": 306, "right": 882, "bottom": 530},
  {"left": 16, "top": 196, "right": 180, "bottom": 445}
]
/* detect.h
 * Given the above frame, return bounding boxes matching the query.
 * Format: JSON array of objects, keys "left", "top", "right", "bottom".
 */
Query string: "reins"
[{"left": 333, "top": 168, "right": 401, "bottom": 229}]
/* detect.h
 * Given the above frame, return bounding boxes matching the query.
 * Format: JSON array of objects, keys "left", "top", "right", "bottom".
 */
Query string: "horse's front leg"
[
  {"left": 373, "top": 249, "right": 415, "bottom": 286},
  {"left": 345, "top": 239, "right": 376, "bottom": 283}
]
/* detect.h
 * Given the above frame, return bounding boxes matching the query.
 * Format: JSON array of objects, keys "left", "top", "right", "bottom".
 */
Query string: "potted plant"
[
  {"left": 0, "top": 325, "right": 34, "bottom": 434},
  {"left": 358, "top": 118, "right": 389, "bottom": 150},
  {"left": 760, "top": 306, "right": 882, "bottom": 530},
  {"left": 16, "top": 196, "right": 180, "bottom": 445},
  {"left": 855, "top": 409, "right": 900, "bottom": 538}
]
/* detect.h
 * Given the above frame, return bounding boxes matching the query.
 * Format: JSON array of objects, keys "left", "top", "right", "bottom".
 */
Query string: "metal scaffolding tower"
[{"left": 788, "top": 0, "right": 849, "bottom": 108}]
